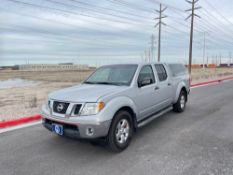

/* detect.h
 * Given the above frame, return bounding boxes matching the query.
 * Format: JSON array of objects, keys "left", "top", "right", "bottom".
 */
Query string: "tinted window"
[
  {"left": 138, "top": 65, "right": 155, "bottom": 85},
  {"left": 154, "top": 64, "right": 167, "bottom": 81}
]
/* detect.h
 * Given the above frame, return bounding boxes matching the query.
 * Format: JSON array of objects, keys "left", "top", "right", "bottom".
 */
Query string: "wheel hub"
[
  {"left": 180, "top": 95, "right": 185, "bottom": 109},
  {"left": 115, "top": 119, "right": 130, "bottom": 144}
]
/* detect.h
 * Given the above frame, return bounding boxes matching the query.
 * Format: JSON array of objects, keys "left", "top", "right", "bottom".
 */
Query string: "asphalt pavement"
[{"left": 1, "top": 81, "right": 233, "bottom": 175}]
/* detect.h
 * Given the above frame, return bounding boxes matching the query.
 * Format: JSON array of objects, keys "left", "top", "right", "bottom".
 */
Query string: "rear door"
[{"left": 154, "top": 64, "right": 173, "bottom": 108}]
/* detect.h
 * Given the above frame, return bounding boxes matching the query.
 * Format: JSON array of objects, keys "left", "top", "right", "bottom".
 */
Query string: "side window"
[
  {"left": 169, "top": 64, "right": 187, "bottom": 77},
  {"left": 138, "top": 65, "right": 155, "bottom": 86},
  {"left": 154, "top": 64, "right": 168, "bottom": 81}
]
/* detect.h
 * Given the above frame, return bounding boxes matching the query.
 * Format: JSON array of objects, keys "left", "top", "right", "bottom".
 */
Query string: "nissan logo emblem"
[{"left": 57, "top": 103, "right": 64, "bottom": 112}]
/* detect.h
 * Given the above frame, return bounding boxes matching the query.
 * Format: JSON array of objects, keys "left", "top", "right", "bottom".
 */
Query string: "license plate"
[{"left": 52, "top": 123, "right": 63, "bottom": 136}]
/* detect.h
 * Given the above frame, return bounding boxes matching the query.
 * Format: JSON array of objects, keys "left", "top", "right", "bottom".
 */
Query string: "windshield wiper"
[
  {"left": 84, "top": 81, "right": 126, "bottom": 86},
  {"left": 96, "top": 82, "right": 122, "bottom": 86},
  {"left": 83, "top": 81, "right": 97, "bottom": 84}
]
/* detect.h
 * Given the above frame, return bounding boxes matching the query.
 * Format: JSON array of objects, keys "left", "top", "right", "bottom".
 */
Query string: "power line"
[
  {"left": 46, "top": 0, "right": 152, "bottom": 24},
  {"left": 203, "top": 0, "right": 233, "bottom": 27},
  {"left": 198, "top": 9, "right": 233, "bottom": 40},
  {"left": 68, "top": 0, "right": 151, "bottom": 19},
  {"left": 5, "top": 0, "right": 152, "bottom": 27},
  {"left": 146, "top": 0, "right": 184, "bottom": 13}
]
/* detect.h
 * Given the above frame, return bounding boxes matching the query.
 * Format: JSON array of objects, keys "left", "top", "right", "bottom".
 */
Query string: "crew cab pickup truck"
[{"left": 41, "top": 63, "right": 190, "bottom": 152}]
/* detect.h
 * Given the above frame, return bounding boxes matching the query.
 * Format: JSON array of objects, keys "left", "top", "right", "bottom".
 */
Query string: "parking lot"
[{"left": 1, "top": 81, "right": 233, "bottom": 175}]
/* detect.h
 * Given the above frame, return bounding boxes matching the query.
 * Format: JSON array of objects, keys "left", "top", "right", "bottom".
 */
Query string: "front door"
[{"left": 134, "top": 65, "right": 161, "bottom": 121}]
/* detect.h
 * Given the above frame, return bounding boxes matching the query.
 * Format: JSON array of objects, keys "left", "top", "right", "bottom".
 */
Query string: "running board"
[{"left": 137, "top": 106, "right": 173, "bottom": 128}]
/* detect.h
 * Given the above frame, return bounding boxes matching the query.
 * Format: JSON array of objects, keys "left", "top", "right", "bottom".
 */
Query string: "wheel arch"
[
  {"left": 103, "top": 96, "right": 138, "bottom": 132},
  {"left": 175, "top": 82, "right": 188, "bottom": 103},
  {"left": 114, "top": 106, "right": 137, "bottom": 131}
]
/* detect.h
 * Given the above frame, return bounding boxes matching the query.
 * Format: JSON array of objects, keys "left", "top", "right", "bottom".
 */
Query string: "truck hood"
[{"left": 48, "top": 84, "right": 128, "bottom": 102}]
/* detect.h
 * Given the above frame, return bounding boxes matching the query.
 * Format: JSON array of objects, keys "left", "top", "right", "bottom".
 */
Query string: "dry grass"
[{"left": 191, "top": 68, "right": 233, "bottom": 83}]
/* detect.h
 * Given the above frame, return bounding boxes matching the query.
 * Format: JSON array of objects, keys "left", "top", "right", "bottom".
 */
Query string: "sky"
[{"left": 0, "top": 0, "right": 233, "bottom": 66}]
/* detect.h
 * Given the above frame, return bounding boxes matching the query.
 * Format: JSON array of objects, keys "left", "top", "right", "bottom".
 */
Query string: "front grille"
[
  {"left": 53, "top": 101, "right": 69, "bottom": 114},
  {"left": 74, "top": 104, "right": 82, "bottom": 115}
]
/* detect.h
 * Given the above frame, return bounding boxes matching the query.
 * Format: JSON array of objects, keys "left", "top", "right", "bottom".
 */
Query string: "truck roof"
[{"left": 102, "top": 62, "right": 184, "bottom": 67}]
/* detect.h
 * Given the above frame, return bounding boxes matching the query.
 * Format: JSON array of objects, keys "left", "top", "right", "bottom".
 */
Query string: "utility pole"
[
  {"left": 154, "top": 4, "right": 167, "bottom": 62},
  {"left": 148, "top": 48, "right": 151, "bottom": 62},
  {"left": 202, "top": 32, "right": 206, "bottom": 69},
  {"left": 144, "top": 50, "right": 148, "bottom": 62},
  {"left": 149, "top": 34, "right": 156, "bottom": 62},
  {"left": 185, "top": 0, "right": 201, "bottom": 75},
  {"left": 216, "top": 55, "right": 218, "bottom": 66},
  {"left": 219, "top": 54, "right": 222, "bottom": 66},
  {"left": 229, "top": 52, "right": 232, "bottom": 66},
  {"left": 140, "top": 53, "right": 144, "bottom": 62},
  {"left": 231, "top": 52, "right": 232, "bottom": 65}
]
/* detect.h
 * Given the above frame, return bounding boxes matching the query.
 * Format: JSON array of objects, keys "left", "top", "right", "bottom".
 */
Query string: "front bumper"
[{"left": 41, "top": 106, "right": 111, "bottom": 139}]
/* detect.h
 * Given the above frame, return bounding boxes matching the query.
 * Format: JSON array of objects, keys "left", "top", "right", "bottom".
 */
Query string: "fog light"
[{"left": 86, "top": 127, "right": 94, "bottom": 136}]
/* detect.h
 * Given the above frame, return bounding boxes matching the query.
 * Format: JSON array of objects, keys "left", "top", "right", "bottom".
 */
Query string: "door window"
[
  {"left": 138, "top": 65, "right": 155, "bottom": 86},
  {"left": 154, "top": 64, "right": 167, "bottom": 81}
]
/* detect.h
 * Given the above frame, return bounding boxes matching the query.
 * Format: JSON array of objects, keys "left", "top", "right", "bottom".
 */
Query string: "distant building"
[
  {"left": 219, "top": 64, "right": 229, "bottom": 68},
  {"left": 58, "top": 63, "right": 74, "bottom": 65},
  {"left": 0, "top": 66, "right": 19, "bottom": 70},
  {"left": 19, "top": 64, "right": 89, "bottom": 71}
]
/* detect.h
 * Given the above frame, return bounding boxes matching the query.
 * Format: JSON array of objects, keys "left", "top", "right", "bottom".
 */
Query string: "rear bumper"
[{"left": 41, "top": 106, "right": 111, "bottom": 139}]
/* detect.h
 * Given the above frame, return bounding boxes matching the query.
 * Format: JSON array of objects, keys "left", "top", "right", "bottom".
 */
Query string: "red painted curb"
[
  {"left": 0, "top": 115, "right": 42, "bottom": 129},
  {"left": 191, "top": 76, "right": 233, "bottom": 87},
  {"left": 1, "top": 76, "right": 233, "bottom": 129}
]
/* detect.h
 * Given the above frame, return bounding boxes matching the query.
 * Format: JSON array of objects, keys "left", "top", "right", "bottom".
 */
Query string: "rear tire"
[
  {"left": 173, "top": 90, "right": 187, "bottom": 113},
  {"left": 107, "top": 110, "right": 133, "bottom": 152}
]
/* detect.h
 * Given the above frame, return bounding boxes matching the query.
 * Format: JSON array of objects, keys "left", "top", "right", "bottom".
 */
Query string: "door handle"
[
  {"left": 154, "top": 86, "right": 159, "bottom": 90},
  {"left": 168, "top": 83, "right": 172, "bottom": 86}
]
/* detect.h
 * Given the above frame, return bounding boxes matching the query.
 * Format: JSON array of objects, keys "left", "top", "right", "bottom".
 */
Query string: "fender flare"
[
  {"left": 101, "top": 96, "right": 138, "bottom": 124},
  {"left": 174, "top": 82, "right": 188, "bottom": 103}
]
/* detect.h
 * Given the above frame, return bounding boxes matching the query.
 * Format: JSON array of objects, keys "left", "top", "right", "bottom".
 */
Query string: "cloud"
[{"left": 0, "top": 0, "right": 233, "bottom": 66}]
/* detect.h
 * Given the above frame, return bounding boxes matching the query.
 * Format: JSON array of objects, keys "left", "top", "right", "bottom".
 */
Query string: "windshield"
[{"left": 84, "top": 65, "right": 138, "bottom": 86}]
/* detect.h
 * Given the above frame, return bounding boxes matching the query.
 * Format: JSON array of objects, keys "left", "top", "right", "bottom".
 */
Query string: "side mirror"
[{"left": 138, "top": 77, "right": 152, "bottom": 87}]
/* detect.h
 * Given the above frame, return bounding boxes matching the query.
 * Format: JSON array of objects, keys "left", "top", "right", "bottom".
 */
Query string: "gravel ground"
[{"left": 0, "top": 81, "right": 76, "bottom": 121}]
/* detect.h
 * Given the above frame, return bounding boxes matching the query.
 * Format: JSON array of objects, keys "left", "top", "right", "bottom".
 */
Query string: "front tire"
[
  {"left": 107, "top": 110, "right": 133, "bottom": 152},
  {"left": 173, "top": 90, "right": 187, "bottom": 113}
]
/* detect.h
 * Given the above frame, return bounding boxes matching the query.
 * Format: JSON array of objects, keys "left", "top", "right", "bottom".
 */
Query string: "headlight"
[
  {"left": 45, "top": 97, "right": 51, "bottom": 110},
  {"left": 80, "top": 102, "right": 105, "bottom": 116}
]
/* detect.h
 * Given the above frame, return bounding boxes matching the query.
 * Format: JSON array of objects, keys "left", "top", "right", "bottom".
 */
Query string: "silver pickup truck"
[{"left": 41, "top": 63, "right": 190, "bottom": 152}]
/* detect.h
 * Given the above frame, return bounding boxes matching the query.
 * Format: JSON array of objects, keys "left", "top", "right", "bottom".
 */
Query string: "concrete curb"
[
  {"left": 191, "top": 76, "right": 233, "bottom": 87},
  {"left": 1, "top": 76, "right": 233, "bottom": 129},
  {"left": 0, "top": 115, "right": 42, "bottom": 129}
]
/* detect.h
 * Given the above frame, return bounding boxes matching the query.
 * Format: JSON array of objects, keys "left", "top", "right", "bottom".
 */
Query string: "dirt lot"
[
  {"left": 0, "top": 70, "right": 94, "bottom": 82},
  {"left": 0, "top": 70, "right": 93, "bottom": 121},
  {"left": 0, "top": 68, "right": 233, "bottom": 121}
]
